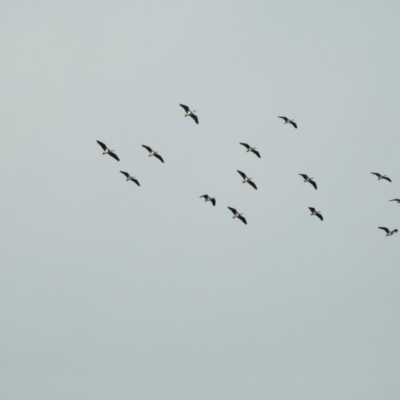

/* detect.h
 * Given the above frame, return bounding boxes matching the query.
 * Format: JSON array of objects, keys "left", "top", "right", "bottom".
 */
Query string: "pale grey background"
[{"left": 1, "top": 1, "right": 400, "bottom": 399}]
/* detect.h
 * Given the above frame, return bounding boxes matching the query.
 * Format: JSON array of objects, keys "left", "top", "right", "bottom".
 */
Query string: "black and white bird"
[
  {"left": 180, "top": 104, "right": 199, "bottom": 124},
  {"left": 278, "top": 116, "right": 297, "bottom": 129},
  {"left": 309, "top": 207, "right": 323, "bottom": 221},
  {"left": 239, "top": 143, "right": 261, "bottom": 158},
  {"left": 378, "top": 227, "right": 398, "bottom": 236},
  {"left": 299, "top": 174, "right": 318, "bottom": 190},
  {"left": 96, "top": 140, "right": 120, "bottom": 161},
  {"left": 371, "top": 172, "right": 392, "bottom": 182},
  {"left": 142, "top": 145, "right": 164, "bottom": 163},
  {"left": 237, "top": 170, "right": 257, "bottom": 190},
  {"left": 389, "top": 198, "right": 400, "bottom": 203},
  {"left": 227, "top": 207, "right": 247, "bottom": 225},
  {"left": 200, "top": 194, "right": 216, "bottom": 206},
  {"left": 120, "top": 171, "right": 140, "bottom": 186}
]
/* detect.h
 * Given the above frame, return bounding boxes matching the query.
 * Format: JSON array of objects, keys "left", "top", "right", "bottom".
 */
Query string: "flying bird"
[
  {"left": 96, "top": 140, "right": 120, "bottom": 161},
  {"left": 142, "top": 145, "right": 164, "bottom": 163},
  {"left": 237, "top": 170, "right": 258, "bottom": 190},
  {"left": 227, "top": 206, "right": 247, "bottom": 225},
  {"left": 278, "top": 116, "right": 297, "bottom": 129},
  {"left": 309, "top": 207, "right": 323, "bottom": 221},
  {"left": 180, "top": 104, "right": 199, "bottom": 124},
  {"left": 200, "top": 194, "right": 216, "bottom": 206},
  {"left": 239, "top": 143, "right": 261, "bottom": 158},
  {"left": 389, "top": 198, "right": 400, "bottom": 203},
  {"left": 299, "top": 174, "right": 318, "bottom": 190},
  {"left": 371, "top": 172, "right": 392, "bottom": 182},
  {"left": 120, "top": 171, "right": 140, "bottom": 186},
  {"left": 378, "top": 227, "right": 398, "bottom": 236}
]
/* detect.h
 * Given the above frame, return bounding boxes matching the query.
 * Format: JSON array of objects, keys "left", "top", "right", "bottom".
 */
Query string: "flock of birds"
[{"left": 96, "top": 104, "right": 398, "bottom": 235}]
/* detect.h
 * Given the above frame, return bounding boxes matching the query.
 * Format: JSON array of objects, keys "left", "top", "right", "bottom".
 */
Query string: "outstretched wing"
[
  {"left": 379, "top": 227, "right": 390, "bottom": 234},
  {"left": 108, "top": 152, "right": 120, "bottom": 161},
  {"left": 238, "top": 215, "right": 247, "bottom": 225},
  {"left": 383, "top": 176, "right": 392, "bottom": 182},
  {"left": 247, "top": 180, "right": 258, "bottom": 190},
  {"left": 240, "top": 142, "right": 250, "bottom": 149},
  {"left": 316, "top": 212, "right": 323, "bottom": 221},
  {"left": 237, "top": 170, "right": 247, "bottom": 179},
  {"left": 228, "top": 206, "right": 238, "bottom": 215},
  {"left": 180, "top": 104, "right": 190, "bottom": 112},
  {"left": 211, "top": 198, "right": 216, "bottom": 206},
  {"left": 290, "top": 121, "right": 298, "bottom": 129},
  {"left": 132, "top": 178, "right": 140, "bottom": 186},
  {"left": 309, "top": 180, "right": 318, "bottom": 190},
  {"left": 371, "top": 172, "right": 381, "bottom": 178},
  {"left": 278, "top": 116, "right": 288, "bottom": 122},
  {"left": 154, "top": 153, "right": 164, "bottom": 163},
  {"left": 200, "top": 194, "right": 208, "bottom": 199},
  {"left": 252, "top": 149, "right": 261, "bottom": 158},
  {"left": 97, "top": 140, "right": 108, "bottom": 151},
  {"left": 190, "top": 114, "right": 199, "bottom": 124},
  {"left": 299, "top": 174, "right": 308, "bottom": 180},
  {"left": 120, "top": 171, "right": 129, "bottom": 178},
  {"left": 309, "top": 207, "right": 316, "bottom": 213}
]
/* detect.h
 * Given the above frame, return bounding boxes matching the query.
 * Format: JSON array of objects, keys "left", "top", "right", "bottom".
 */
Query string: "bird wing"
[
  {"left": 309, "top": 180, "right": 318, "bottom": 190},
  {"left": 109, "top": 152, "right": 120, "bottom": 161},
  {"left": 211, "top": 198, "right": 216, "bottom": 206},
  {"left": 383, "top": 176, "right": 392, "bottom": 182},
  {"left": 132, "top": 179, "right": 140, "bottom": 186},
  {"left": 180, "top": 104, "right": 190, "bottom": 112},
  {"left": 142, "top": 145, "right": 153, "bottom": 153},
  {"left": 228, "top": 207, "right": 237, "bottom": 215},
  {"left": 97, "top": 140, "right": 107, "bottom": 151},
  {"left": 190, "top": 114, "right": 199, "bottom": 124},
  {"left": 237, "top": 170, "right": 247, "bottom": 179},
  {"left": 240, "top": 142, "right": 250, "bottom": 149},
  {"left": 379, "top": 227, "right": 390, "bottom": 233},
  {"left": 278, "top": 116, "right": 288, "bottom": 122},
  {"left": 154, "top": 153, "right": 164, "bottom": 163},
  {"left": 309, "top": 207, "right": 316, "bottom": 213},
  {"left": 316, "top": 213, "right": 323, "bottom": 221},
  {"left": 394, "top": 229, "right": 398, "bottom": 233},
  {"left": 371, "top": 172, "right": 381, "bottom": 177},
  {"left": 389, "top": 199, "right": 400, "bottom": 202},
  {"left": 120, "top": 171, "right": 129, "bottom": 178},
  {"left": 252, "top": 149, "right": 261, "bottom": 158},
  {"left": 290, "top": 121, "right": 298, "bottom": 129},
  {"left": 299, "top": 174, "right": 308, "bottom": 179},
  {"left": 238, "top": 215, "right": 247, "bottom": 225},
  {"left": 248, "top": 180, "right": 258, "bottom": 190},
  {"left": 200, "top": 195, "right": 208, "bottom": 199}
]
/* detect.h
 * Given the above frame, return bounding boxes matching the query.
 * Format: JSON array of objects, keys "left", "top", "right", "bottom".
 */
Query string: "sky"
[{"left": 1, "top": 1, "right": 400, "bottom": 399}]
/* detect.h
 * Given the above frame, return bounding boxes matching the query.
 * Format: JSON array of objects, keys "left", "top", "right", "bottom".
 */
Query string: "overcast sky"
[{"left": 1, "top": 1, "right": 400, "bottom": 399}]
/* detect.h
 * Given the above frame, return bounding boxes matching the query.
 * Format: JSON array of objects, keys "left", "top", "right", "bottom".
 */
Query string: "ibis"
[
  {"left": 96, "top": 140, "right": 120, "bottom": 161},
  {"left": 180, "top": 104, "right": 199, "bottom": 124},
  {"left": 228, "top": 207, "right": 247, "bottom": 225},
  {"left": 142, "top": 145, "right": 164, "bottom": 163}
]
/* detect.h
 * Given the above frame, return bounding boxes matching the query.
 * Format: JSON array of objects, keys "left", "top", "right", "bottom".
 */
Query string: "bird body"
[
  {"left": 378, "top": 227, "right": 398, "bottom": 236},
  {"left": 228, "top": 206, "right": 247, "bottom": 224},
  {"left": 200, "top": 194, "right": 216, "bottom": 206},
  {"left": 371, "top": 172, "right": 392, "bottom": 182},
  {"left": 299, "top": 174, "right": 317, "bottom": 190},
  {"left": 180, "top": 104, "right": 199, "bottom": 124},
  {"left": 96, "top": 140, "right": 120, "bottom": 161},
  {"left": 142, "top": 145, "right": 164, "bottom": 163},
  {"left": 237, "top": 170, "right": 257, "bottom": 190},
  {"left": 239, "top": 143, "right": 261, "bottom": 158},
  {"left": 309, "top": 207, "right": 323, "bottom": 221},
  {"left": 278, "top": 116, "right": 297, "bottom": 129},
  {"left": 120, "top": 171, "right": 140, "bottom": 186}
]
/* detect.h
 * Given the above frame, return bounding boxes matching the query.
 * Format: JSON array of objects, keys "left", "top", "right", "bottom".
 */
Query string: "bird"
[
  {"left": 371, "top": 172, "right": 392, "bottom": 182},
  {"left": 239, "top": 143, "right": 261, "bottom": 158},
  {"left": 299, "top": 174, "right": 318, "bottom": 190},
  {"left": 120, "top": 171, "right": 140, "bottom": 186},
  {"left": 200, "top": 194, "right": 216, "bottom": 206},
  {"left": 142, "top": 145, "right": 164, "bottom": 163},
  {"left": 309, "top": 207, "right": 323, "bottom": 221},
  {"left": 227, "top": 206, "right": 247, "bottom": 225},
  {"left": 389, "top": 198, "right": 400, "bottom": 203},
  {"left": 278, "top": 116, "right": 297, "bottom": 129},
  {"left": 180, "top": 104, "right": 199, "bottom": 124},
  {"left": 378, "top": 227, "right": 398, "bottom": 236},
  {"left": 237, "top": 170, "right": 257, "bottom": 190},
  {"left": 96, "top": 140, "right": 120, "bottom": 161}
]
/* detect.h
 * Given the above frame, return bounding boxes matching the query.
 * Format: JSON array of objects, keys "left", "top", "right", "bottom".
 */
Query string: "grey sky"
[{"left": 1, "top": 1, "right": 400, "bottom": 399}]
